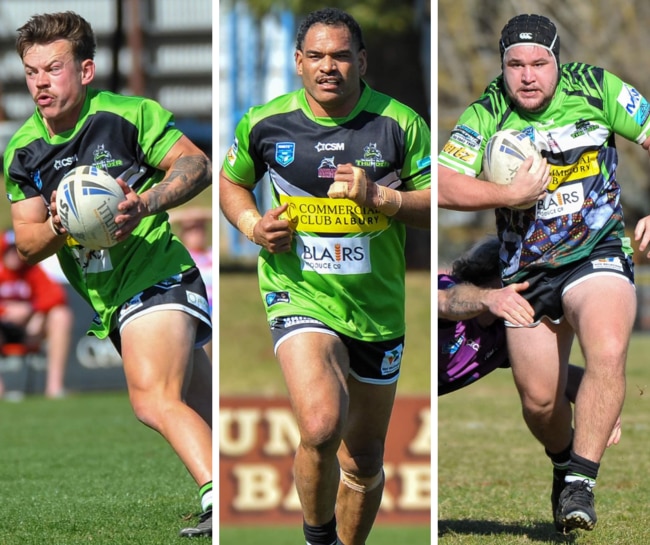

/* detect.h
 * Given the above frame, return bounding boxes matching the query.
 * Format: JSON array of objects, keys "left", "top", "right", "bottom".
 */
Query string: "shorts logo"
[
  {"left": 186, "top": 290, "right": 210, "bottom": 314},
  {"left": 591, "top": 257, "right": 624, "bottom": 272},
  {"left": 275, "top": 142, "right": 295, "bottom": 167},
  {"left": 266, "top": 291, "right": 291, "bottom": 307},
  {"left": 381, "top": 343, "right": 403, "bottom": 375},
  {"left": 156, "top": 274, "right": 183, "bottom": 289},
  {"left": 119, "top": 292, "right": 144, "bottom": 319}
]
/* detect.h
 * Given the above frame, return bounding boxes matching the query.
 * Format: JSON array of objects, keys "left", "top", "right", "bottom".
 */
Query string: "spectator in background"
[
  {"left": 169, "top": 207, "right": 213, "bottom": 361},
  {"left": 0, "top": 230, "right": 72, "bottom": 398}
]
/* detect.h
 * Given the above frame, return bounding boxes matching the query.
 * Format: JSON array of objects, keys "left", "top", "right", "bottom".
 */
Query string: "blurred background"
[{"left": 438, "top": 0, "right": 650, "bottom": 329}]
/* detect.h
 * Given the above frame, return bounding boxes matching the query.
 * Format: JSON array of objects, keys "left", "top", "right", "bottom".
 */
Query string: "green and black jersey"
[
  {"left": 438, "top": 63, "right": 650, "bottom": 283},
  {"left": 223, "top": 82, "right": 431, "bottom": 341},
  {"left": 3, "top": 87, "right": 195, "bottom": 338}
]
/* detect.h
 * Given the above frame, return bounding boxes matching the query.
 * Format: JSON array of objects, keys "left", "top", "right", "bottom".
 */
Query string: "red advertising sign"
[{"left": 219, "top": 396, "right": 431, "bottom": 525}]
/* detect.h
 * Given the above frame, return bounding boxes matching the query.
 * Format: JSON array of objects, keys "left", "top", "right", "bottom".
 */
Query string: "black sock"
[
  {"left": 545, "top": 439, "right": 573, "bottom": 471},
  {"left": 303, "top": 516, "right": 337, "bottom": 545},
  {"left": 567, "top": 450, "right": 600, "bottom": 482}
]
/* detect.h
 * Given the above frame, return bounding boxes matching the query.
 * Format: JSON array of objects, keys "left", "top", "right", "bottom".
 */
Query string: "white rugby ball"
[
  {"left": 482, "top": 129, "right": 543, "bottom": 210},
  {"left": 56, "top": 166, "right": 125, "bottom": 250}
]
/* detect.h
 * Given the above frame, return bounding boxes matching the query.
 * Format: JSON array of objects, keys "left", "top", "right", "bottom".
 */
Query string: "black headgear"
[{"left": 499, "top": 14, "right": 560, "bottom": 65}]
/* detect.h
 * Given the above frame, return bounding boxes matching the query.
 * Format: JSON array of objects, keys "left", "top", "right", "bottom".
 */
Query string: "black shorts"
[
  {"left": 269, "top": 316, "right": 404, "bottom": 385},
  {"left": 508, "top": 245, "right": 634, "bottom": 325},
  {"left": 109, "top": 267, "right": 212, "bottom": 354}
]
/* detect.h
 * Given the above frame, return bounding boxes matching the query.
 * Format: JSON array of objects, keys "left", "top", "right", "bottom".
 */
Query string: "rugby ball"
[
  {"left": 56, "top": 166, "right": 125, "bottom": 250},
  {"left": 482, "top": 129, "right": 543, "bottom": 210}
]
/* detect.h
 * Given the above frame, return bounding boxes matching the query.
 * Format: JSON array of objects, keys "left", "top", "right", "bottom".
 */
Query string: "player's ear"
[
  {"left": 295, "top": 50, "right": 303, "bottom": 76},
  {"left": 358, "top": 49, "right": 367, "bottom": 77},
  {"left": 80, "top": 59, "right": 95, "bottom": 85}
]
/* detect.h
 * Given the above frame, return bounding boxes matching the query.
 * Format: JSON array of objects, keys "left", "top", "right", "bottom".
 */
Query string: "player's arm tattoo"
[
  {"left": 147, "top": 155, "right": 212, "bottom": 213},
  {"left": 439, "top": 284, "right": 487, "bottom": 320}
]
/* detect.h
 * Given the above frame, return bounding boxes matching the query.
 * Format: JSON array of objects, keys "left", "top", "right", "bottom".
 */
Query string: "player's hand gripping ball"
[
  {"left": 56, "top": 166, "right": 126, "bottom": 250},
  {"left": 482, "top": 129, "right": 543, "bottom": 210}
]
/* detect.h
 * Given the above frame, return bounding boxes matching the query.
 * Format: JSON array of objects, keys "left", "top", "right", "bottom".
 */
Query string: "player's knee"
[
  {"left": 340, "top": 467, "right": 384, "bottom": 494},
  {"left": 299, "top": 413, "right": 344, "bottom": 453}
]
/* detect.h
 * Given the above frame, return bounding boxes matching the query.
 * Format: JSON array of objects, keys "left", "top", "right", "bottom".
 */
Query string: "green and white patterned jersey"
[
  {"left": 438, "top": 63, "right": 650, "bottom": 283},
  {"left": 223, "top": 83, "right": 431, "bottom": 341},
  {"left": 3, "top": 88, "right": 196, "bottom": 338}
]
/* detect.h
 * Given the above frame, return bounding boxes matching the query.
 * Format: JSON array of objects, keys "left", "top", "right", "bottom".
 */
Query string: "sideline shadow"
[{"left": 438, "top": 519, "right": 577, "bottom": 543}]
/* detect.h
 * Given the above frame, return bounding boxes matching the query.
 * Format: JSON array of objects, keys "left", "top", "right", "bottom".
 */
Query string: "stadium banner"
[{"left": 220, "top": 395, "right": 431, "bottom": 525}]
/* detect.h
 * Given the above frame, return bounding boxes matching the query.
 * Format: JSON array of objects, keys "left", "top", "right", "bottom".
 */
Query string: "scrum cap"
[{"left": 499, "top": 14, "right": 559, "bottom": 65}]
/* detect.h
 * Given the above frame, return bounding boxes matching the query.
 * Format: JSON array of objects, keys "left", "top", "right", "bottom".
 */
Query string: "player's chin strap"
[{"left": 340, "top": 468, "right": 384, "bottom": 494}]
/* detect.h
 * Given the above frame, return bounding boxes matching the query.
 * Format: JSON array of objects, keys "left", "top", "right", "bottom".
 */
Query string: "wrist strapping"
[
  {"left": 236, "top": 209, "right": 262, "bottom": 243},
  {"left": 376, "top": 185, "right": 402, "bottom": 216}
]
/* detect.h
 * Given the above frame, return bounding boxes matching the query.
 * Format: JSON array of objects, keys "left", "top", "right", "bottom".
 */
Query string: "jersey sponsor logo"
[
  {"left": 317, "top": 157, "right": 337, "bottom": 179},
  {"left": 617, "top": 83, "right": 650, "bottom": 125},
  {"left": 265, "top": 291, "right": 290, "bottom": 307},
  {"left": 279, "top": 195, "right": 388, "bottom": 233},
  {"left": 355, "top": 143, "right": 389, "bottom": 170},
  {"left": 32, "top": 169, "right": 43, "bottom": 191},
  {"left": 315, "top": 142, "right": 345, "bottom": 152},
  {"left": 297, "top": 236, "right": 371, "bottom": 275},
  {"left": 416, "top": 155, "right": 431, "bottom": 169},
  {"left": 54, "top": 154, "right": 78, "bottom": 171},
  {"left": 450, "top": 124, "right": 483, "bottom": 149},
  {"left": 591, "top": 257, "right": 624, "bottom": 272},
  {"left": 227, "top": 137, "right": 239, "bottom": 166},
  {"left": 275, "top": 142, "right": 295, "bottom": 167},
  {"left": 442, "top": 141, "right": 477, "bottom": 164},
  {"left": 380, "top": 343, "right": 403, "bottom": 376},
  {"left": 536, "top": 182, "right": 584, "bottom": 219},
  {"left": 548, "top": 151, "right": 599, "bottom": 191}
]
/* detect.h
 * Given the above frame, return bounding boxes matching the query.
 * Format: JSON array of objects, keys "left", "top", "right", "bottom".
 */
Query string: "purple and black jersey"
[{"left": 438, "top": 274, "right": 509, "bottom": 396}]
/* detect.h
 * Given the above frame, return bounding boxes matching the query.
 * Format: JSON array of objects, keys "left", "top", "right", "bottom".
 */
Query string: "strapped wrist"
[
  {"left": 236, "top": 209, "right": 262, "bottom": 243},
  {"left": 376, "top": 186, "right": 402, "bottom": 216}
]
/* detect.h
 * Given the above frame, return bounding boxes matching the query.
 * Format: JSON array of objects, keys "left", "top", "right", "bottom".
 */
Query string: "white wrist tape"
[
  {"left": 236, "top": 209, "right": 262, "bottom": 243},
  {"left": 327, "top": 166, "right": 368, "bottom": 202},
  {"left": 376, "top": 185, "right": 402, "bottom": 216}
]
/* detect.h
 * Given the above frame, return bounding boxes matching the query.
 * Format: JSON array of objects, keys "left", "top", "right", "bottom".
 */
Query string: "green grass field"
[
  {"left": 439, "top": 333, "right": 650, "bottom": 544},
  {"left": 0, "top": 391, "right": 200, "bottom": 545},
  {"left": 219, "top": 270, "right": 431, "bottom": 395}
]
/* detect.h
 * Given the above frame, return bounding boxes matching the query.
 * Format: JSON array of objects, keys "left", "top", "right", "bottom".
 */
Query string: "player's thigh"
[
  {"left": 276, "top": 330, "right": 350, "bottom": 432},
  {"left": 120, "top": 309, "right": 197, "bottom": 392},
  {"left": 339, "top": 377, "right": 397, "bottom": 472},
  {"left": 507, "top": 319, "right": 574, "bottom": 402},
  {"left": 562, "top": 275, "right": 636, "bottom": 362}
]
